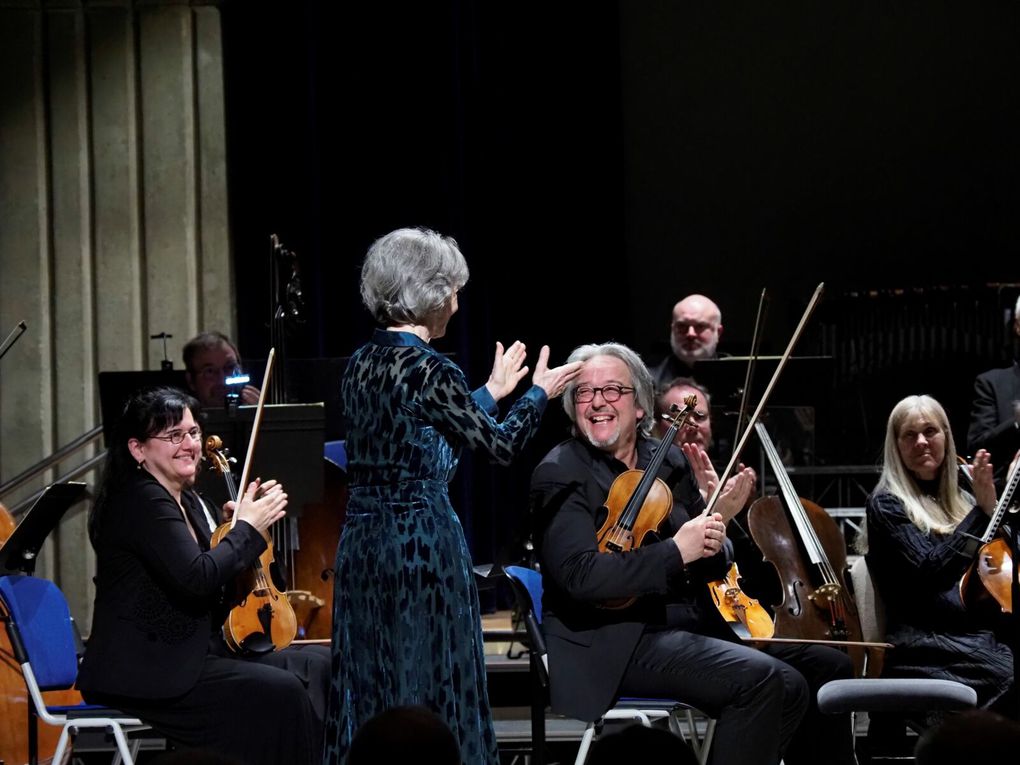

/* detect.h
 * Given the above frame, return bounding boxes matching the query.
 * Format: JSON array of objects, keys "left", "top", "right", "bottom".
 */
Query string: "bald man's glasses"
[{"left": 672, "top": 321, "right": 715, "bottom": 335}]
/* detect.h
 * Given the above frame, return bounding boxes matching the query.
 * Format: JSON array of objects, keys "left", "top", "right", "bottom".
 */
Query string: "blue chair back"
[
  {"left": 0, "top": 574, "right": 79, "bottom": 690},
  {"left": 504, "top": 565, "right": 543, "bottom": 624}
]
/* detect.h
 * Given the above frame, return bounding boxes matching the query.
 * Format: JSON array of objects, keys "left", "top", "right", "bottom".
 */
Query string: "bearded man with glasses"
[
  {"left": 651, "top": 294, "right": 725, "bottom": 389},
  {"left": 530, "top": 342, "right": 854, "bottom": 765}
]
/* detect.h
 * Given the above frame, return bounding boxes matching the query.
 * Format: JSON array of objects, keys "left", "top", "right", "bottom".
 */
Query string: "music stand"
[
  {"left": 195, "top": 403, "right": 325, "bottom": 514},
  {"left": 0, "top": 482, "right": 87, "bottom": 575}
]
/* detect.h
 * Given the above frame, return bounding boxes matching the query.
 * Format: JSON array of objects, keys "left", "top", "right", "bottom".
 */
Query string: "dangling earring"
[{"left": 136, "top": 461, "right": 144, "bottom": 470}]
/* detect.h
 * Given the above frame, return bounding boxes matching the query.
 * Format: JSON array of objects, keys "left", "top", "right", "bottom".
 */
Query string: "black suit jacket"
[
  {"left": 531, "top": 436, "right": 729, "bottom": 721},
  {"left": 78, "top": 472, "right": 265, "bottom": 700},
  {"left": 966, "top": 363, "right": 1020, "bottom": 486}
]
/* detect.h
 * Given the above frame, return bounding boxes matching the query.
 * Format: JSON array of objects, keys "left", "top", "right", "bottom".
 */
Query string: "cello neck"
[{"left": 755, "top": 422, "right": 832, "bottom": 575}]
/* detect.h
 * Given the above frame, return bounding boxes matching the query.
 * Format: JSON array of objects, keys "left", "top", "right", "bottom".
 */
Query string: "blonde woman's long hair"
[{"left": 875, "top": 394, "right": 973, "bottom": 536}]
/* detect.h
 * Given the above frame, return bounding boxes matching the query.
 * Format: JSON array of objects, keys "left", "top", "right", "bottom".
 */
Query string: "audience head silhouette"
[
  {"left": 348, "top": 705, "right": 461, "bottom": 765},
  {"left": 914, "top": 709, "right": 1020, "bottom": 764},
  {"left": 587, "top": 724, "right": 698, "bottom": 765}
]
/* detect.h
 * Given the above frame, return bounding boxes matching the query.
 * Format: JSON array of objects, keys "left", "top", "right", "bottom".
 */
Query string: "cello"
[
  {"left": 747, "top": 422, "right": 867, "bottom": 676},
  {"left": 264, "top": 234, "right": 335, "bottom": 640}
]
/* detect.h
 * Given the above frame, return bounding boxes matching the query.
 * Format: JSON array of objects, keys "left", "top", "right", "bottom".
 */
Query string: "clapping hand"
[{"left": 485, "top": 341, "right": 530, "bottom": 402}]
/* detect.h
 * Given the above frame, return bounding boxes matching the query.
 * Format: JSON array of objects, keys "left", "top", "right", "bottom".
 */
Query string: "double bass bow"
[
  {"left": 208, "top": 349, "right": 298, "bottom": 654},
  {"left": 596, "top": 395, "right": 698, "bottom": 609}
]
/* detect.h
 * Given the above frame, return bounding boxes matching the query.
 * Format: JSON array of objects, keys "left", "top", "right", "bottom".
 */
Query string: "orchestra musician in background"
[
  {"left": 323, "top": 227, "right": 581, "bottom": 765},
  {"left": 651, "top": 294, "right": 726, "bottom": 389},
  {"left": 183, "top": 331, "right": 261, "bottom": 409},
  {"left": 967, "top": 295, "right": 1020, "bottom": 490},
  {"left": 860, "top": 395, "right": 1016, "bottom": 714},
  {"left": 77, "top": 387, "right": 327, "bottom": 765}
]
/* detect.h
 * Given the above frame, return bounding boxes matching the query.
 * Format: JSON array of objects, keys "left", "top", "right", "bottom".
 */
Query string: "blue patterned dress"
[{"left": 323, "top": 329, "right": 547, "bottom": 764}]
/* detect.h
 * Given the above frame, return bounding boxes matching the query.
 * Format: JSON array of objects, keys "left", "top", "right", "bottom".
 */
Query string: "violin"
[
  {"left": 960, "top": 455, "right": 1020, "bottom": 614},
  {"left": 708, "top": 562, "right": 775, "bottom": 639},
  {"left": 747, "top": 423, "right": 866, "bottom": 676},
  {"left": 206, "top": 435, "right": 298, "bottom": 654},
  {"left": 596, "top": 396, "right": 697, "bottom": 609}
]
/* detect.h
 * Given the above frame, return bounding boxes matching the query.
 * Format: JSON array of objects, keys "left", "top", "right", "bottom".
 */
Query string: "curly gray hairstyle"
[
  {"left": 562, "top": 342, "right": 656, "bottom": 436},
  {"left": 360, "top": 227, "right": 469, "bottom": 326}
]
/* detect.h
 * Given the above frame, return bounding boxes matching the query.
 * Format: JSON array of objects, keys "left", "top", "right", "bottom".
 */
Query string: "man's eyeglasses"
[
  {"left": 150, "top": 427, "right": 202, "bottom": 445},
  {"left": 192, "top": 364, "right": 240, "bottom": 380},
  {"left": 672, "top": 321, "right": 716, "bottom": 335},
  {"left": 573, "top": 385, "right": 635, "bottom": 404}
]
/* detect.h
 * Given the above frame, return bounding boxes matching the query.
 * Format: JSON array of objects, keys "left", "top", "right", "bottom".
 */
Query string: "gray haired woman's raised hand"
[{"left": 531, "top": 345, "right": 583, "bottom": 399}]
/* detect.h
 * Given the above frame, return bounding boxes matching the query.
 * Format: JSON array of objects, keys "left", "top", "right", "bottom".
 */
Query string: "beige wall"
[{"left": 0, "top": 0, "right": 233, "bottom": 629}]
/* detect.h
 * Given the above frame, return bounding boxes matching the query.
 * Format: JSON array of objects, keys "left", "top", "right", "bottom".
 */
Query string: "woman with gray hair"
[
  {"left": 863, "top": 394, "right": 1015, "bottom": 712},
  {"left": 323, "top": 227, "right": 580, "bottom": 765}
]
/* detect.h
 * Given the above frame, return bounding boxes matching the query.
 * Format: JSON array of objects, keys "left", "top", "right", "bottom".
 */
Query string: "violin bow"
[
  {"left": 229, "top": 347, "right": 276, "bottom": 528},
  {"left": 703, "top": 283, "right": 824, "bottom": 520},
  {"left": 732, "top": 288, "right": 769, "bottom": 449}
]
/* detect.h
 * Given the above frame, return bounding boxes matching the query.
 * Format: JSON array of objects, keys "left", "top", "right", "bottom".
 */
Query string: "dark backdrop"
[{"left": 220, "top": 1, "right": 1020, "bottom": 565}]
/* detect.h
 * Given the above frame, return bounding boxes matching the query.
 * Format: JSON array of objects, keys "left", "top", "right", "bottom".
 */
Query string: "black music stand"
[
  {"left": 0, "top": 482, "right": 87, "bottom": 575},
  {"left": 195, "top": 403, "right": 325, "bottom": 514}
]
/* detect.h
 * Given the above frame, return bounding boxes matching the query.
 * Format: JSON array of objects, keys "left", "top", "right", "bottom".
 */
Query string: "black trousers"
[
  {"left": 86, "top": 647, "right": 325, "bottom": 765},
  {"left": 762, "top": 643, "right": 856, "bottom": 765},
  {"left": 617, "top": 629, "right": 809, "bottom": 765}
]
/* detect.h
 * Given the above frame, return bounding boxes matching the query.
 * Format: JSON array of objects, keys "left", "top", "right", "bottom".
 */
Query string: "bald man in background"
[{"left": 651, "top": 294, "right": 724, "bottom": 389}]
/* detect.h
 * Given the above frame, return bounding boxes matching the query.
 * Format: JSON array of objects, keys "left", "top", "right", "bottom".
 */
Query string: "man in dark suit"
[
  {"left": 531, "top": 342, "right": 853, "bottom": 765},
  {"left": 967, "top": 297, "right": 1020, "bottom": 488}
]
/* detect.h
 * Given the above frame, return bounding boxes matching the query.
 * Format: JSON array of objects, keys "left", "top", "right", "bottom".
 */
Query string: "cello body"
[{"left": 748, "top": 495, "right": 866, "bottom": 676}]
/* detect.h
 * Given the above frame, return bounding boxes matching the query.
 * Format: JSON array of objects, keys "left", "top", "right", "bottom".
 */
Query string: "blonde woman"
[{"left": 862, "top": 394, "right": 1013, "bottom": 710}]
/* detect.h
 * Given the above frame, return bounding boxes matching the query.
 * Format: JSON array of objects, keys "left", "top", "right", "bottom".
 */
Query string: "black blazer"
[
  {"left": 78, "top": 472, "right": 265, "bottom": 700},
  {"left": 966, "top": 363, "right": 1020, "bottom": 486},
  {"left": 531, "top": 437, "right": 728, "bottom": 721}
]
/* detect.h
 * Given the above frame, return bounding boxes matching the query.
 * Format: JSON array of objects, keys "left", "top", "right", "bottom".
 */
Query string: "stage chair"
[
  {"left": 817, "top": 558, "right": 977, "bottom": 759},
  {"left": 504, "top": 565, "right": 716, "bottom": 765},
  {"left": 0, "top": 574, "right": 149, "bottom": 765}
]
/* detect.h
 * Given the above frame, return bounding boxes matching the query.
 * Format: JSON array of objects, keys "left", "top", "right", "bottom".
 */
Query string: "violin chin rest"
[{"left": 237, "top": 632, "right": 275, "bottom": 657}]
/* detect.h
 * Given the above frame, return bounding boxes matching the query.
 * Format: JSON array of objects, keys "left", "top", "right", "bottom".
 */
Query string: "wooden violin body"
[
  {"left": 211, "top": 521, "right": 297, "bottom": 653},
  {"left": 595, "top": 397, "right": 698, "bottom": 609},
  {"left": 205, "top": 431, "right": 297, "bottom": 654},
  {"left": 961, "top": 538, "right": 1013, "bottom": 614},
  {"left": 960, "top": 456, "right": 1020, "bottom": 614},
  {"left": 708, "top": 562, "right": 775, "bottom": 639},
  {"left": 748, "top": 494, "right": 865, "bottom": 675},
  {"left": 596, "top": 472, "right": 673, "bottom": 609}
]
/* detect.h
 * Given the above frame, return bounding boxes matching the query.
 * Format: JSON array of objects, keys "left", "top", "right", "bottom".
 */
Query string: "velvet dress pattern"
[{"left": 323, "top": 329, "right": 546, "bottom": 764}]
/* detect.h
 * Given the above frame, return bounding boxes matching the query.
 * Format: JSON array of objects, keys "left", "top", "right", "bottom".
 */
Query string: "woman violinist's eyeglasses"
[
  {"left": 573, "top": 385, "right": 636, "bottom": 404},
  {"left": 150, "top": 427, "right": 202, "bottom": 445}
]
